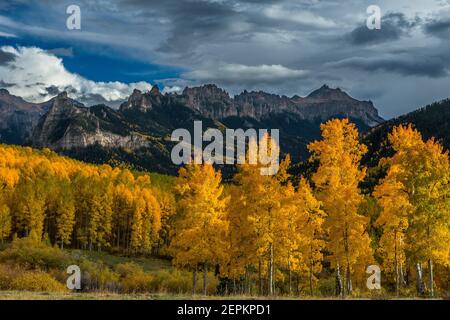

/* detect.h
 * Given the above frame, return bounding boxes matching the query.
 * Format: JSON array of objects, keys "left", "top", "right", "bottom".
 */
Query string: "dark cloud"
[
  {"left": 0, "top": 80, "right": 14, "bottom": 87},
  {"left": 328, "top": 56, "right": 448, "bottom": 78},
  {"left": 0, "top": 49, "right": 16, "bottom": 65},
  {"left": 47, "top": 47, "right": 74, "bottom": 57},
  {"left": 2, "top": 0, "right": 450, "bottom": 118},
  {"left": 45, "top": 85, "right": 61, "bottom": 96},
  {"left": 78, "top": 93, "right": 124, "bottom": 108},
  {"left": 347, "top": 13, "right": 419, "bottom": 45},
  {"left": 424, "top": 18, "right": 450, "bottom": 38},
  {"left": 155, "top": 0, "right": 239, "bottom": 56},
  {"left": 41, "top": 86, "right": 118, "bottom": 107},
  {"left": 115, "top": 0, "right": 335, "bottom": 59}
]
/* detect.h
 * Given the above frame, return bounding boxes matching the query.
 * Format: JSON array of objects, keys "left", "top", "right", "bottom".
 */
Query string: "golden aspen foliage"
[
  {"left": 0, "top": 204, "right": 11, "bottom": 243},
  {"left": 228, "top": 135, "right": 285, "bottom": 295},
  {"left": 375, "top": 125, "right": 449, "bottom": 295},
  {"left": 308, "top": 118, "right": 373, "bottom": 294},
  {"left": 293, "top": 178, "right": 326, "bottom": 291},
  {"left": 152, "top": 188, "right": 176, "bottom": 255},
  {"left": 0, "top": 144, "right": 162, "bottom": 252},
  {"left": 53, "top": 182, "right": 76, "bottom": 248},
  {"left": 374, "top": 165, "right": 411, "bottom": 288},
  {"left": 170, "top": 163, "right": 229, "bottom": 271}
]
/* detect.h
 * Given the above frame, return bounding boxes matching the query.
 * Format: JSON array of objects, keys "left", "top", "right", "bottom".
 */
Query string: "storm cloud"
[
  {"left": 424, "top": 18, "right": 450, "bottom": 38},
  {"left": 347, "top": 13, "right": 420, "bottom": 45},
  {"left": 1, "top": 0, "right": 450, "bottom": 118},
  {"left": 0, "top": 49, "right": 15, "bottom": 65},
  {"left": 327, "top": 56, "right": 448, "bottom": 78}
]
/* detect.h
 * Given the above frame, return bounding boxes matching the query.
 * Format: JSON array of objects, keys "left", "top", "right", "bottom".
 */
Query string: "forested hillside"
[{"left": 363, "top": 99, "right": 450, "bottom": 166}]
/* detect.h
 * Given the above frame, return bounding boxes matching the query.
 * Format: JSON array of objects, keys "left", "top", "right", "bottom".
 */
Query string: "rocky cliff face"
[
  {"left": 119, "top": 84, "right": 383, "bottom": 127},
  {"left": 0, "top": 89, "right": 49, "bottom": 144},
  {"left": 173, "top": 84, "right": 383, "bottom": 127},
  {"left": 33, "top": 92, "right": 149, "bottom": 150},
  {"left": 119, "top": 85, "right": 163, "bottom": 112}
]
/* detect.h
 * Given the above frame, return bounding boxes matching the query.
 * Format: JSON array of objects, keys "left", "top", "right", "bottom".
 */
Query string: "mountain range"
[{"left": 2, "top": 84, "right": 447, "bottom": 176}]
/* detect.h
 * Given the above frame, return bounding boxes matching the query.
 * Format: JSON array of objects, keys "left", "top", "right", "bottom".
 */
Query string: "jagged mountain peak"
[
  {"left": 57, "top": 91, "right": 68, "bottom": 99},
  {"left": 182, "top": 84, "right": 231, "bottom": 99},
  {"left": 48, "top": 91, "right": 85, "bottom": 112},
  {"left": 150, "top": 85, "right": 161, "bottom": 96},
  {"left": 307, "top": 84, "right": 350, "bottom": 100},
  {"left": 116, "top": 83, "right": 383, "bottom": 126},
  {"left": 0, "top": 88, "right": 10, "bottom": 95},
  {"left": 120, "top": 88, "right": 151, "bottom": 112},
  {"left": 131, "top": 88, "right": 143, "bottom": 96}
]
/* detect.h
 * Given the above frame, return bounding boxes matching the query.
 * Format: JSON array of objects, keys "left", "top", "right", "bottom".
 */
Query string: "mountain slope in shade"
[
  {"left": 0, "top": 89, "right": 50, "bottom": 144},
  {"left": 1, "top": 84, "right": 384, "bottom": 175},
  {"left": 175, "top": 84, "right": 384, "bottom": 127},
  {"left": 363, "top": 98, "right": 450, "bottom": 167}
]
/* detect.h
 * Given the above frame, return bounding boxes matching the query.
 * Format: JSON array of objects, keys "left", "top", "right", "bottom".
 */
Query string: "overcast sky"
[{"left": 1, "top": 0, "right": 450, "bottom": 118}]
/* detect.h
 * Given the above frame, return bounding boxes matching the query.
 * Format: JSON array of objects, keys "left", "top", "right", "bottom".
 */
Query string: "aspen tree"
[
  {"left": 230, "top": 136, "right": 283, "bottom": 296},
  {"left": 170, "top": 163, "right": 229, "bottom": 295},
  {"left": 308, "top": 119, "right": 373, "bottom": 296},
  {"left": 377, "top": 125, "right": 450, "bottom": 296},
  {"left": 0, "top": 204, "right": 11, "bottom": 243},
  {"left": 374, "top": 167, "right": 411, "bottom": 295},
  {"left": 295, "top": 178, "right": 325, "bottom": 296}
]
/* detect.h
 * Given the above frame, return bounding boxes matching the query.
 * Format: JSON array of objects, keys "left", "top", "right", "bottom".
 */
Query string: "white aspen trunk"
[
  {"left": 288, "top": 256, "right": 292, "bottom": 295},
  {"left": 428, "top": 259, "right": 434, "bottom": 297},
  {"left": 258, "top": 259, "right": 263, "bottom": 296},
  {"left": 346, "top": 263, "right": 352, "bottom": 295},
  {"left": 268, "top": 243, "right": 274, "bottom": 296},
  {"left": 416, "top": 263, "right": 424, "bottom": 295},
  {"left": 203, "top": 263, "right": 208, "bottom": 296},
  {"left": 336, "top": 263, "right": 343, "bottom": 297},
  {"left": 192, "top": 267, "right": 197, "bottom": 295},
  {"left": 394, "top": 231, "right": 400, "bottom": 296},
  {"left": 309, "top": 262, "right": 314, "bottom": 296}
]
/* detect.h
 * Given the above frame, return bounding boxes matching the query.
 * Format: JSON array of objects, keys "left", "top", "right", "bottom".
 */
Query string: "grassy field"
[
  {"left": 0, "top": 291, "right": 192, "bottom": 300},
  {"left": 0, "top": 291, "right": 438, "bottom": 300},
  {"left": 1, "top": 244, "right": 446, "bottom": 300},
  {"left": 72, "top": 249, "right": 173, "bottom": 272}
]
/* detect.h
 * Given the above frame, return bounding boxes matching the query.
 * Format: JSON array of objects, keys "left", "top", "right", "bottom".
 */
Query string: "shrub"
[
  {"left": 0, "top": 237, "right": 72, "bottom": 270},
  {"left": 317, "top": 276, "right": 336, "bottom": 297},
  {"left": 0, "top": 264, "right": 22, "bottom": 290},
  {"left": 116, "top": 262, "right": 153, "bottom": 293},
  {"left": 10, "top": 271, "right": 66, "bottom": 292},
  {"left": 149, "top": 269, "right": 191, "bottom": 294},
  {"left": 79, "top": 259, "right": 120, "bottom": 292},
  {"left": 121, "top": 272, "right": 153, "bottom": 293},
  {"left": 150, "top": 270, "right": 218, "bottom": 295},
  {"left": 115, "top": 262, "right": 144, "bottom": 277}
]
